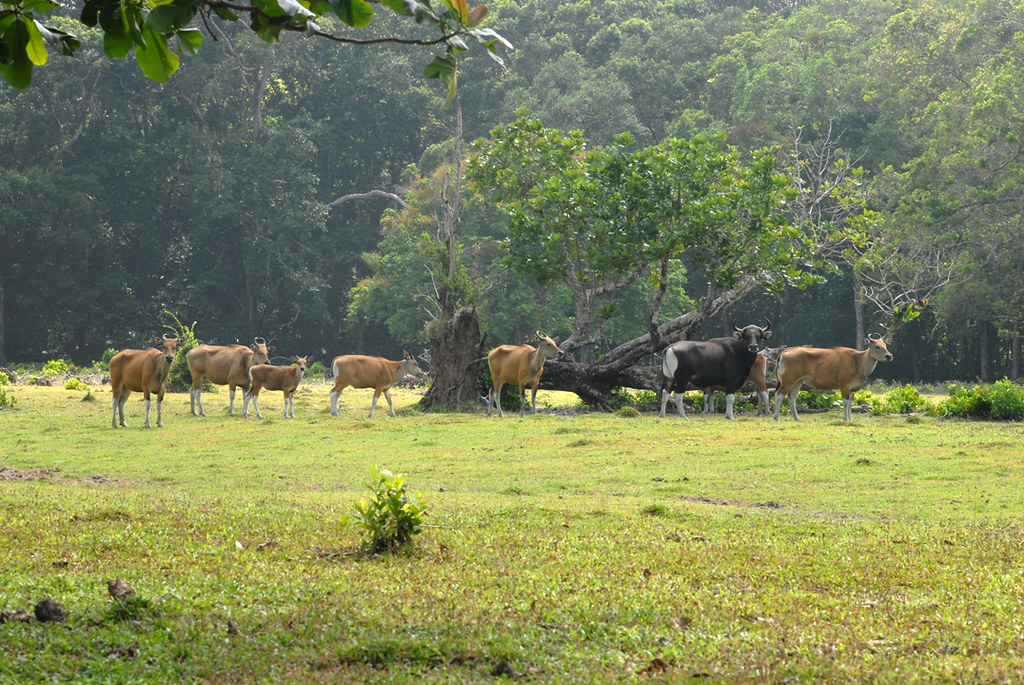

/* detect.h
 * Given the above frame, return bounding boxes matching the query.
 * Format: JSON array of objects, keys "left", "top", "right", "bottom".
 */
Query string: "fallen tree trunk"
[{"left": 538, "top": 278, "right": 763, "bottom": 406}]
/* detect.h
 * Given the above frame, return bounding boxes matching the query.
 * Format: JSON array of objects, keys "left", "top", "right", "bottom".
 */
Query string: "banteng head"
[
  {"left": 732, "top": 319, "right": 772, "bottom": 353},
  {"left": 291, "top": 355, "right": 312, "bottom": 372},
  {"left": 251, "top": 337, "right": 274, "bottom": 365},
  {"left": 157, "top": 334, "right": 179, "bottom": 364},
  {"left": 402, "top": 351, "right": 423, "bottom": 376},
  {"left": 535, "top": 331, "right": 564, "bottom": 359},
  {"left": 865, "top": 333, "right": 894, "bottom": 362}
]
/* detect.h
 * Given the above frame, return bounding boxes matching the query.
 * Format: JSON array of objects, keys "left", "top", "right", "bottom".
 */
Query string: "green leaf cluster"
[
  {"left": 939, "top": 380, "right": 1024, "bottom": 421},
  {"left": 353, "top": 464, "right": 428, "bottom": 553},
  {"left": 2, "top": 0, "right": 509, "bottom": 92}
]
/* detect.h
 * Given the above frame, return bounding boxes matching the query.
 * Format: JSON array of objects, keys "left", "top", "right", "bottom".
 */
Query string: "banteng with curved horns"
[
  {"left": 659, "top": 320, "right": 773, "bottom": 419},
  {"left": 186, "top": 337, "right": 274, "bottom": 416},
  {"left": 773, "top": 334, "right": 893, "bottom": 422},
  {"left": 329, "top": 352, "right": 423, "bottom": 418},
  {"left": 109, "top": 334, "right": 179, "bottom": 428},
  {"left": 487, "top": 332, "right": 564, "bottom": 418}
]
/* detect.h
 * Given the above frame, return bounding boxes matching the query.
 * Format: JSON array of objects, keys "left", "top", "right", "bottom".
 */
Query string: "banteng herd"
[{"left": 107, "top": 324, "right": 893, "bottom": 427}]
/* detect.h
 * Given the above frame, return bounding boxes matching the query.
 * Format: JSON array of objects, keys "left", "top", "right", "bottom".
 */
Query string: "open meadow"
[{"left": 3, "top": 381, "right": 1024, "bottom": 682}]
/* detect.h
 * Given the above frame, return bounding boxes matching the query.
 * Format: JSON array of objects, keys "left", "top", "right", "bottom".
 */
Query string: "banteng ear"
[
  {"left": 762, "top": 330, "right": 773, "bottom": 339},
  {"left": 268, "top": 346, "right": 276, "bottom": 353},
  {"left": 732, "top": 330, "right": 743, "bottom": 339}
]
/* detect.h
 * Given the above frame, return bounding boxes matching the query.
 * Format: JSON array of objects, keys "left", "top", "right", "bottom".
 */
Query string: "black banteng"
[{"left": 659, "top": 321, "right": 773, "bottom": 419}]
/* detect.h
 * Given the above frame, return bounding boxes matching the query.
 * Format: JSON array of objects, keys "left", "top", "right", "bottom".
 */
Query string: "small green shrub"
[
  {"left": 615, "top": 406, "right": 641, "bottom": 418},
  {"left": 854, "top": 389, "right": 880, "bottom": 408},
  {"left": 163, "top": 312, "right": 201, "bottom": 392},
  {"left": 797, "top": 390, "right": 840, "bottom": 410},
  {"left": 938, "top": 381, "right": 1024, "bottom": 420},
  {"left": 42, "top": 359, "right": 72, "bottom": 378},
  {"left": 308, "top": 361, "right": 326, "bottom": 379},
  {"left": 353, "top": 464, "right": 427, "bottom": 553},
  {"left": 64, "top": 378, "right": 89, "bottom": 391},
  {"left": 872, "top": 384, "right": 928, "bottom": 415},
  {"left": 0, "top": 374, "right": 14, "bottom": 408},
  {"left": 991, "top": 379, "right": 1024, "bottom": 420}
]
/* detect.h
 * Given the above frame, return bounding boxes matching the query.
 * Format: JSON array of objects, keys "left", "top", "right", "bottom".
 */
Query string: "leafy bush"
[
  {"left": 606, "top": 387, "right": 660, "bottom": 412},
  {"left": 854, "top": 389, "right": 880, "bottom": 409},
  {"left": 938, "top": 380, "right": 1024, "bottom": 420},
  {"left": 991, "top": 379, "right": 1024, "bottom": 420},
  {"left": 308, "top": 361, "right": 326, "bottom": 379},
  {"left": 163, "top": 312, "right": 201, "bottom": 392},
  {"left": 615, "top": 406, "right": 641, "bottom": 418},
  {"left": 0, "top": 373, "right": 14, "bottom": 408},
  {"left": 42, "top": 359, "right": 73, "bottom": 378},
  {"left": 64, "top": 378, "right": 89, "bottom": 391},
  {"left": 353, "top": 465, "right": 427, "bottom": 553},
  {"left": 797, "top": 390, "right": 840, "bottom": 410},
  {"left": 872, "top": 384, "right": 928, "bottom": 415}
]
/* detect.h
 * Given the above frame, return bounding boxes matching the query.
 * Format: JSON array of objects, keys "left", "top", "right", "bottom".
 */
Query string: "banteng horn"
[
  {"left": 732, "top": 320, "right": 742, "bottom": 333},
  {"left": 253, "top": 337, "right": 266, "bottom": 346},
  {"left": 761, "top": 318, "right": 772, "bottom": 332},
  {"left": 868, "top": 333, "right": 882, "bottom": 341}
]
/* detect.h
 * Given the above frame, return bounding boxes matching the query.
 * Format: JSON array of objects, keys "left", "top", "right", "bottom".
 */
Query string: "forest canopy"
[{"left": 2, "top": 0, "right": 1023, "bottom": 386}]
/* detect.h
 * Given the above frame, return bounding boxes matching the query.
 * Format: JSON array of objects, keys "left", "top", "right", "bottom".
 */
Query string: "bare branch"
[{"left": 328, "top": 190, "right": 408, "bottom": 209}]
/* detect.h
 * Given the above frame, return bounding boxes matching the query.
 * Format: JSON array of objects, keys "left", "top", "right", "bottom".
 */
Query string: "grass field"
[{"left": 2, "top": 381, "right": 1024, "bottom": 682}]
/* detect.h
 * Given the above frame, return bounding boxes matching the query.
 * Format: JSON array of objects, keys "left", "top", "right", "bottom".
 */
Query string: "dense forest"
[{"left": 2, "top": 0, "right": 1023, "bottom": 387}]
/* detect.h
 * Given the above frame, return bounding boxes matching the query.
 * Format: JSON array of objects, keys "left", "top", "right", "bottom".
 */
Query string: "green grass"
[{"left": 2, "top": 383, "right": 1024, "bottom": 682}]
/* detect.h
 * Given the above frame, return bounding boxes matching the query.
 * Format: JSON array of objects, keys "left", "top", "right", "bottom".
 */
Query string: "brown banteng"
[
  {"left": 773, "top": 334, "right": 894, "bottom": 422},
  {"left": 703, "top": 352, "right": 769, "bottom": 416},
  {"left": 186, "top": 338, "right": 274, "bottom": 416},
  {"left": 487, "top": 332, "right": 563, "bottom": 418},
  {"left": 244, "top": 356, "right": 311, "bottom": 419},
  {"left": 109, "top": 335, "right": 179, "bottom": 428},
  {"left": 329, "top": 352, "right": 422, "bottom": 418}
]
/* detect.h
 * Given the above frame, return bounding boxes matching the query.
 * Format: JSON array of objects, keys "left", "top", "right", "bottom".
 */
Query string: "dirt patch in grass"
[
  {"left": 0, "top": 467, "right": 121, "bottom": 485},
  {"left": 680, "top": 495, "right": 785, "bottom": 509}
]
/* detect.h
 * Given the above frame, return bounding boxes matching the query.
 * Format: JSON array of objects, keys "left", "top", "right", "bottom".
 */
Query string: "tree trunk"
[
  {"left": 979, "top": 320, "right": 993, "bottom": 382},
  {"left": 852, "top": 273, "right": 865, "bottom": 349},
  {"left": 1012, "top": 333, "right": 1021, "bottom": 380},
  {"left": 419, "top": 307, "right": 488, "bottom": 411},
  {"left": 0, "top": 259, "right": 6, "bottom": 367},
  {"left": 539, "top": 277, "right": 761, "bottom": 405}
]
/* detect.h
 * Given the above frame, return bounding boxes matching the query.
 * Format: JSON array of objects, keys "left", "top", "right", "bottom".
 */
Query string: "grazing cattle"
[
  {"left": 773, "top": 334, "right": 894, "bottom": 422},
  {"left": 659, "top": 321, "right": 772, "bottom": 419},
  {"left": 329, "top": 352, "right": 422, "bottom": 418},
  {"left": 703, "top": 352, "right": 769, "bottom": 416},
  {"left": 109, "top": 335, "right": 179, "bottom": 428},
  {"left": 186, "top": 338, "right": 274, "bottom": 416},
  {"left": 487, "top": 332, "right": 564, "bottom": 418},
  {"left": 244, "top": 356, "right": 311, "bottom": 419}
]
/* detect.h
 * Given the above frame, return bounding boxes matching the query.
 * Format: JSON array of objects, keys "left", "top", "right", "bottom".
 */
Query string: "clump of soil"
[
  {"left": 0, "top": 467, "right": 60, "bottom": 482},
  {"left": 34, "top": 598, "right": 68, "bottom": 623}
]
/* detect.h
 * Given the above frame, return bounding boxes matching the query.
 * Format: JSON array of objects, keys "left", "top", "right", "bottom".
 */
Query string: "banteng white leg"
[
  {"left": 369, "top": 392, "right": 380, "bottom": 418},
  {"left": 756, "top": 390, "right": 769, "bottom": 416},
  {"left": 384, "top": 389, "right": 395, "bottom": 417},
  {"left": 788, "top": 390, "right": 800, "bottom": 421},
  {"left": 659, "top": 389, "right": 670, "bottom": 418},
  {"left": 530, "top": 386, "right": 539, "bottom": 415},
  {"left": 156, "top": 398, "right": 164, "bottom": 428},
  {"left": 724, "top": 393, "right": 735, "bottom": 420},
  {"left": 703, "top": 391, "right": 714, "bottom": 415},
  {"left": 329, "top": 390, "right": 340, "bottom": 417},
  {"left": 143, "top": 398, "right": 152, "bottom": 429},
  {"left": 112, "top": 397, "right": 119, "bottom": 428},
  {"left": 242, "top": 392, "right": 251, "bottom": 418},
  {"left": 676, "top": 392, "right": 687, "bottom": 418},
  {"left": 843, "top": 397, "right": 853, "bottom": 422},
  {"left": 252, "top": 395, "right": 263, "bottom": 420}
]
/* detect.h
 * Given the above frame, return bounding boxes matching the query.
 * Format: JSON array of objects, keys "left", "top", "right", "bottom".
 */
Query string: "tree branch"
[{"left": 328, "top": 190, "right": 408, "bottom": 209}]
